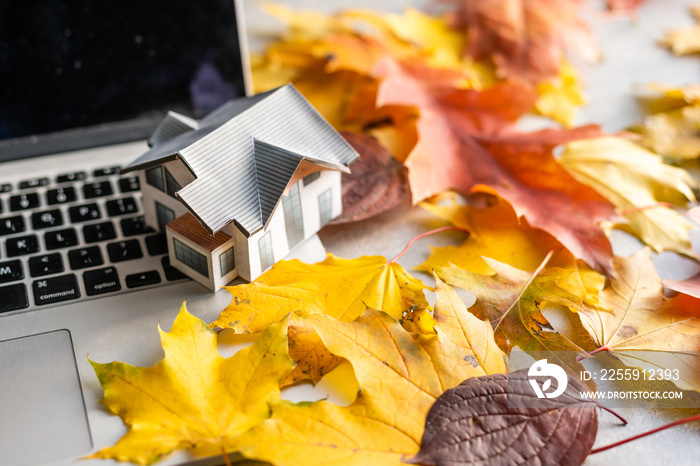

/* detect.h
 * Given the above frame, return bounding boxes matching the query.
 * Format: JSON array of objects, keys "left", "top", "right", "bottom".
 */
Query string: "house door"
[{"left": 282, "top": 183, "right": 304, "bottom": 248}]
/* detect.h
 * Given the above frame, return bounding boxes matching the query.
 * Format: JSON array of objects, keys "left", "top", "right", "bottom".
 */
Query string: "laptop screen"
[{"left": 0, "top": 0, "right": 250, "bottom": 161}]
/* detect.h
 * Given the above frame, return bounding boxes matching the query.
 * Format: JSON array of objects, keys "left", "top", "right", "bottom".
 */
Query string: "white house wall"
[
  {"left": 244, "top": 170, "right": 341, "bottom": 281},
  {"left": 222, "top": 224, "right": 251, "bottom": 282},
  {"left": 139, "top": 159, "right": 194, "bottom": 233}
]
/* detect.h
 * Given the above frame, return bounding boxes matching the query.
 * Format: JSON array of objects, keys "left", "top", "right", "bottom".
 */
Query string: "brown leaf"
[
  {"left": 331, "top": 132, "right": 409, "bottom": 224},
  {"left": 407, "top": 369, "right": 598, "bottom": 466}
]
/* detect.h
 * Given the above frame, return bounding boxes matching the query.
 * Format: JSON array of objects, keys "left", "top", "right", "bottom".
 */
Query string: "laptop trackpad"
[{"left": 0, "top": 330, "right": 92, "bottom": 465}]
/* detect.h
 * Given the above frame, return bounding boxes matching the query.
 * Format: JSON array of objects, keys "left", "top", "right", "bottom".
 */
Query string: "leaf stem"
[
  {"left": 221, "top": 444, "right": 233, "bottom": 466},
  {"left": 388, "top": 226, "right": 468, "bottom": 264},
  {"left": 597, "top": 404, "right": 628, "bottom": 425},
  {"left": 577, "top": 345, "right": 611, "bottom": 361},
  {"left": 619, "top": 203, "right": 673, "bottom": 216},
  {"left": 590, "top": 413, "right": 700, "bottom": 454}
]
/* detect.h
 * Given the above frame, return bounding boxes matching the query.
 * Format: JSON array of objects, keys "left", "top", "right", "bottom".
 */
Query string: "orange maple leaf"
[
  {"left": 439, "top": 0, "right": 598, "bottom": 82},
  {"left": 374, "top": 58, "right": 616, "bottom": 274}
]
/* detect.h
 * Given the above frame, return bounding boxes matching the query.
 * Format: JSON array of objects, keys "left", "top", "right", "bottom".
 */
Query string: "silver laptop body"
[{"left": 0, "top": 2, "right": 320, "bottom": 465}]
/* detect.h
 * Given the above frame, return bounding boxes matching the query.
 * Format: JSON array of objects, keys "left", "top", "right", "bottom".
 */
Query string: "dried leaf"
[
  {"left": 439, "top": 0, "right": 598, "bottom": 82},
  {"left": 576, "top": 249, "right": 700, "bottom": 390},
  {"left": 420, "top": 191, "right": 563, "bottom": 275},
  {"left": 605, "top": 0, "right": 647, "bottom": 11},
  {"left": 234, "top": 308, "right": 506, "bottom": 466},
  {"left": 407, "top": 370, "right": 598, "bottom": 466},
  {"left": 660, "top": 5, "right": 700, "bottom": 55},
  {"left": 211, "top": 254, "right": 429, "bottom": 333},
  {"left": 374, "top": 57, "right": 615, "bottom": 273},
  {"left": 434, "top": 256, "right": 598, "bottom": 388},
  {"left": 284, "top": 276, "right": 506, "bottom": 387},
  {"left": 535, "top": 61, "right": 585, "bottom": 127},
  {"left": 559, "top": 136, "right": 697, "bottom": 257},
  {"left": 331, "top": 132, "right": 409, "bottom": 224},
  {"left": 578, "top": 249, "right": 700, "bottom": 353},
  {"left": 663, "top": 273, "right": 700, "bottom": 300},
  {"left": 281, "top": 315, "right": 342, "bottom": 387},
  {"left": 88, "top": 304, "right": 293, "bottom": 465},
  {"left": 636, "top": 84, "right": 700, "bottom": 160}
]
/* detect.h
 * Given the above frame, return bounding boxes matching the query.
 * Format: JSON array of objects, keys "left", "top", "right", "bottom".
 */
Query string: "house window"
[
  {"left": 156, "top": 202, "right": 175, "bottom": 231},
  {"left": 303, "top": 171, "right": 320, "bottom": 186},
  {"left": 258, "top": 231, "right": 274, "bottom": 271},
  {"left": 282, "top": 183, "right": 304, "bottom": 248},
  {"left": 146, "top": 166, "right": 181, "bottom": 198},
  {"left": 146, "top": 167, "right": 164, "bottom": 191},
  {"left": 165, "top": 168, "right": 181, "bottom": 197},
  {"left": 318, "top": 188, "right": 333, "bottom": 226},
  {"left": 173, "top": 239, "right": 209, "bottom": 278},
  {"left": 219, "top": 246, "right": 236, "bottom": 277}
]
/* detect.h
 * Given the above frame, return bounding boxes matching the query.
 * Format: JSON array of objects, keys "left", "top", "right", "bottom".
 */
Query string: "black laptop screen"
[{"left": 0, "top": 0, "right": 247, "bottom": 158}]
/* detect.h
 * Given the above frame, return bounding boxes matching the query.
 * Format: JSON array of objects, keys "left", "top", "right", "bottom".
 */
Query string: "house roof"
[
  {"left": 122, "top": 84, "right": 358, "bottom": 236},
  {"left": 167, "top": 213, "right": 232, "bottom": 252}
]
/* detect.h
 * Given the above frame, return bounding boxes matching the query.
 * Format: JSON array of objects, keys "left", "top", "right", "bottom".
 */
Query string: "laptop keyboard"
[{"left": 0, "top": 167, "right": 187, "bottom": 315}]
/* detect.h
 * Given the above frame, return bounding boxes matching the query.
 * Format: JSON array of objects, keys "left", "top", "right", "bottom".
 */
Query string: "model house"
[{"left": 121, "top": 84, "right": 359, "bottom": 290}]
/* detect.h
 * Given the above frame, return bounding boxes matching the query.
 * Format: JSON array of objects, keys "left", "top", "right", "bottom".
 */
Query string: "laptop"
[{"left": 0, "top": 2, "right": 326, "bottom": 465}]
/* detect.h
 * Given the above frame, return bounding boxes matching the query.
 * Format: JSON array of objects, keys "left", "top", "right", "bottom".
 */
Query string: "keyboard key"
[
  {"left": 46, "top": 186, "right": 77, "bottom": 205},
  {"left": 120, "top": 216, "right": 153, "bottom": 236},
  {"left": 119, "top": 176, "right": 140, "bottom": 193},
  {"left": 0, "top": 283, "right": 29, "bottom": 313},
  {"left": 162, "top": 256, "right": 188, "bottom": 281},
  {"left": 146, "top": 234, "right": 168, "bottom": 255},
  {"left": 0, "top": 260, "right": 24, "bottom": 284},
  {"left": 69, "top": 203, "right": 101, "bottom": 222},
  {"left": 18, "top": 177, "right": 49, "bottom": 189},
  {"left": 29, "top": 253, "right": 64, "bottom": 277},
  {"left": 33, "top": 274, "right": 80, "bottom": 305},
  {"left": 56, "top": 171, "right": 87, "bottom": 183},
  {"left": 83, "top": 266, "right": 121, "bottom": 296},
  {"left": 31, "top": 209, "right": 64, "bottom": 229},
  {"left": 125, "top": 270, "right": 161, "bottom": 289},
  {"left": 83, "top": 221, "right": 116, "bottom": 243},
  {"left": 45, "top": 228, "right": 79, "bottom": 250},
  {"left": 9, "top": 193, "right": 40, "bottom": 211},
  {"left": 0, "top": 183, "right": 11, "bottom": 193},
  {"left": 93, "top": 166, "right": 121, "bottom": 177},
  {"left": 83, "top": 181, "right": 113, "bottom": 199},
  {"left": 68, "top": 246, "right": 104, "bottom": 270},
  {"left": 0, "top": 216, "right": 25, "bottom": 236},
  {"left": 107, "top": 239, "right": 143, "bottom": 263},
  {"left": 7, "top": 235, "right": 39, "bottom": 257},
  {"left": 106, "top": 197, "right": 138, "bottom": 217}
]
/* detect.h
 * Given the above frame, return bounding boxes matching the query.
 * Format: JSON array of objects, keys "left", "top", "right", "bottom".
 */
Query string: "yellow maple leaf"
[
  {"left": 634, "top": 84, "right": 700, "bottom": 160},
  {"left": 640, "top": 105, "right": 700, "bottom": 159},
  {"left": 281, "top": 274, "right": 506, "bottom": 387},
  {"left": 574, "top": 248, "right": 700, "bottom": 390},
  {"left": 559, "top": 136, "right": 697, "bottom": 257},
  {"left": 535, "top": 61, "right": 586, "bottom": 127},
  {"left": 88, "top": 303, "right": 293, "bottom": 465},
  {"left": 433, "top": 255, "right": 598, "bottom": 388},
  {"left": 660, "top": 5, "right": 700, "bottom": 55},
  {"left": 211, "top": 254, "right": 430, "bottom": 333},
  {"left": 233, "top": 303, "right": 506, "bottom": 466},
  {"left": 420, "top": 191, "right": 563, "bottom": 275}
]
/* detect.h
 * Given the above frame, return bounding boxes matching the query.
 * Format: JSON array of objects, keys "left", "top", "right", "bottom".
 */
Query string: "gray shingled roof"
[{"left": 122, "top": 84, "right": 358, "bottom": 236}]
